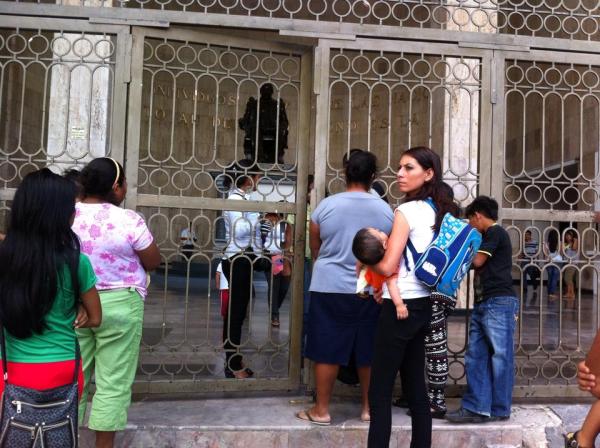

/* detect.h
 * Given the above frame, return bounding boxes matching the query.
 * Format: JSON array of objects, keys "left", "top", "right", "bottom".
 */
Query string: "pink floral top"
[{"left": 73, "top": 202, "right": 154, "bottom": 298}]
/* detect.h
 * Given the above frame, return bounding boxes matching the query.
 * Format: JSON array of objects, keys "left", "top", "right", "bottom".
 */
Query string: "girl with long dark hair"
[
  {"left": 73, "top": 157, "right": 160, "bottom": 448},
  {"left": 367, "top": 147, "right": 456, "bottom": 448},
  {"left": 0, "top": 168, "right": 101, "bottom": 398}
]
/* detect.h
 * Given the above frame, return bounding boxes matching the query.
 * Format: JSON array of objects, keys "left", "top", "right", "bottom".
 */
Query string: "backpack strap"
[
  {"left": 403, "top": 239, "right": 420, "bottom": 272},
  {"left": 402, "top": 198, "right": 437, "bottom": 272},
  {"left": 0, "top": 325, "right": 7, "bottom": 384}
]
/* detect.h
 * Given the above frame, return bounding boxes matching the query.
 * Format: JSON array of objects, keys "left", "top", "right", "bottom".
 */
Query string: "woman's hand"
[
  {"left": 577, "top": 361, "right": 600, "bottom": 397},
  {"left": 74, "top": 305, "right": 89, "bottom": 329}
]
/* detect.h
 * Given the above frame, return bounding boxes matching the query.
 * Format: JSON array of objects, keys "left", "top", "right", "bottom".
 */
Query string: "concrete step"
[{"left": 78, "top": 397, "right": 566, "bottom": 448}]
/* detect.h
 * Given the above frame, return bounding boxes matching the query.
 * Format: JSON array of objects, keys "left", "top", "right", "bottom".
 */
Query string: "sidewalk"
[{"left": 79, "top": 396, "right": 594, "bottom": 447}]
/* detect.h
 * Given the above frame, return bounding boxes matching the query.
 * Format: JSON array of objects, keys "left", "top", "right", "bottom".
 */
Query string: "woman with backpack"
[
  {"left": 366, "top": 147, "right": 458, "bottom": 448},
  {"left": 0, "top": 169, "right": 102, "bottom": 442}
]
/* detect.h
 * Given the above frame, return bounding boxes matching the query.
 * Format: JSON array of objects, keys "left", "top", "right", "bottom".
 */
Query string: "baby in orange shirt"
[{"left": 352, "top": 227, "right": 408, "bottom": 320}]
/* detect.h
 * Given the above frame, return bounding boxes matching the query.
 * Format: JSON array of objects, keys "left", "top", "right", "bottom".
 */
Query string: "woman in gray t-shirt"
[{"left": 295, "top": 150, "right": 393, "bottom": 426}]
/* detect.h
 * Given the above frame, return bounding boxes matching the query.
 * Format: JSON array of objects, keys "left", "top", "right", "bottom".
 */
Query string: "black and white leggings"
[{"left": 424, "top": 292, "right": 456, "bottom": 412}]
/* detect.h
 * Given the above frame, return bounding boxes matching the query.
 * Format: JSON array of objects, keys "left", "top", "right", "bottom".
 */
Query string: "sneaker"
[
  {"left": 489, "top": 415, "right": 510, "bottom": 422},
  {"left": 392, "top": 397, "right": 409, "bottom": 408},
  {"left": 445, "top": 408, "right": 489, "bottom": 424}
]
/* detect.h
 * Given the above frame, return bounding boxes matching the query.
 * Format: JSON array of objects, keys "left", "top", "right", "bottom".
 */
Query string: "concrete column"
[
  {"left": 445, "top": 2, "right": 495, "bottom": 309},
  {"left": 47, "top": 0, "right": 112, "bottom": 172}
]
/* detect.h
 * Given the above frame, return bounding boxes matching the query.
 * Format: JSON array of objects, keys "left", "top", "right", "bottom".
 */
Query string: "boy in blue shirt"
[{"left": 446, "top": 196, "right": 518, "bottom": 423}]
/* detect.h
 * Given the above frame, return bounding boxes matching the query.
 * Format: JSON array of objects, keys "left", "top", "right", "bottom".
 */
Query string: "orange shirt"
[{"left": 365, "top": 268, "right": 386, "bottom": 290}]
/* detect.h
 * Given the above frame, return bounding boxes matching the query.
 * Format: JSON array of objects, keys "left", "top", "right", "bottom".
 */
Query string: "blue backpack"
[{"left": 404, "top": 200, "right": 482, "bottom": 298}]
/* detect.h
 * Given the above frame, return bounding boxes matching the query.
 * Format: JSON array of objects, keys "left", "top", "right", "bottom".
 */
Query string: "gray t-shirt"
[{"left": 310, "top": 191, "right": 394, "bottom": 293}]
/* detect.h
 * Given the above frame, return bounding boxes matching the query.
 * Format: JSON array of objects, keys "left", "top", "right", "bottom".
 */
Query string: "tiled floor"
[{"left": 137, "top": 267, "right": 596, "bottom": 386}]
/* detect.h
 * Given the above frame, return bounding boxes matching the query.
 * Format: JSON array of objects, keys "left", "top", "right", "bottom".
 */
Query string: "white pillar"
[{"left": 47, "top": 0, "right": 113, "bottom": 172}]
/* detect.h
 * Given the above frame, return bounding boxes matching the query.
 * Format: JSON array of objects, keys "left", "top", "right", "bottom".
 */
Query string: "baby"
[{"left": 352, "top": 227, "right": 408, "bottom": 320}]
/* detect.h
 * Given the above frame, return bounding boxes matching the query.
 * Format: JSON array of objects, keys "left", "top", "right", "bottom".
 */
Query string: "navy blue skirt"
[{"left": 305, "top": 292, "right": 381, "bottom": 367}]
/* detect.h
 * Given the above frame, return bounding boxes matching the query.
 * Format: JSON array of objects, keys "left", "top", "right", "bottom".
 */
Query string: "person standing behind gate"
[
  {"left": 73, "top": 157, "right": 161, "bottom": 448},
  {"left": 563, "top": 229, "right": 579, "bottom": 302},
  {"left": 256, "top": 211, "right": 292, "bottom": 328},
  {"left": 296, "top": 150, "right": 393, "bottom": 425},
  {"left": 367, "top": 146, "right": 455, "bottom": 448},
  {"left": 222, "top": 160, "right": 261, "bottom": 379},
  {"left": 446, "top": 196, "right": 518, "bottom": 424}
]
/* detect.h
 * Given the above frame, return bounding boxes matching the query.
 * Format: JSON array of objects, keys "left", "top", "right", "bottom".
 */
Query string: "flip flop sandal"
[
  {"left": 565, "top": 431, "right": 590, "bottom": 448},
  {"left": 295, "top": 409, "right": 331, "bottom": 426}
]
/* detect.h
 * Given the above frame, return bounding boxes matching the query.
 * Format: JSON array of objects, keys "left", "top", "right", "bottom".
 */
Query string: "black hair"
[
  {"left": 564, "top": 229, "right": 577, "bottom": 241},
  {"left": 79, "top": 157, "right": 125, "bottom": 204},
  {"left": 465, "top": 195, "right": 499, "bottom": 221},
  {"left": 547, "top": 230, "right": 559, "bottom": 253},
  {"left": 342, "top": 148, "right": 364, "bottom": 167},
  {"left": 345, "top": 149, "right": 378, "bottom": 190},
  {"left": 0, "top": 168, "right": 80, "bottom": 339},
  {"left": 63, "top": 168, "right": 83, "bottom": 198},
  {"left": 401, "top": 147, "right": 460, "bottom": 232},
  {"left": 352, "top": 228, "right": 385, "bottom": 266},
  {"left": 225, "top": 159, "right": 260, "bottom": 189}
]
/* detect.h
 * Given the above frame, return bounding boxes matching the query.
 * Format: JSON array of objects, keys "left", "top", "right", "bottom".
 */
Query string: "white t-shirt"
[
  {"left": 180, "top": 228, "right": 195, "bottom": 246},
  {"left": 223, "top": 188, "right": 259, "bottom": 258},
  {"left": 383, "top": 200, "right": 436, "bottom": 300},
  {"left": 216, "top": 262, "right": 229, "bottom": 290}
]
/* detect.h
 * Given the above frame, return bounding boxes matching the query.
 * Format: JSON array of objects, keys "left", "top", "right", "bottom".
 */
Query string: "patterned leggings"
[{"left": 424, "top": 292, "right": 456, "bottom": 412}]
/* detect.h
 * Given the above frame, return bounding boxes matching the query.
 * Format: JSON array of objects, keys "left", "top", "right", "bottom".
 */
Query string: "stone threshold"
[{"left": 78, "top": 397, "right": 568, "bottom": 447}]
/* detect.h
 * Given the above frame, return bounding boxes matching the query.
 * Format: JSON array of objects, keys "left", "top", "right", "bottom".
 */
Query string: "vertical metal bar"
[
  {"left": 490, "top": 50, "right": 506, "bottom": 207},
  {"left": 313, "top": 41, "right": 330, "bottom": 205},
  {"left": 288, "top": 49, "right": 312, "bottom": 388},
  {"left": 478, "top": 51, "right": 494, "bottom": 197},
  {"left": 124, "top": 27, "right": 145, "bottom": 210}
]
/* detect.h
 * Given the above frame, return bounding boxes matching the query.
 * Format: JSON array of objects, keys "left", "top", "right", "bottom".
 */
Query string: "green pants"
[{"left": 77, "top": 288, "right": 144, "bottom": 431}]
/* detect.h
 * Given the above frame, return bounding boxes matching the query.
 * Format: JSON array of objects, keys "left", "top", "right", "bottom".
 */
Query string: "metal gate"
[
  {"left": 124, "top": 26, "right": 312, "bottom": 393},
  {"left": 314, "top": 38, "right": 600, "bottom": 395},
  {"left": 1, "top": 0, "right": 600, "bottom": 396}
]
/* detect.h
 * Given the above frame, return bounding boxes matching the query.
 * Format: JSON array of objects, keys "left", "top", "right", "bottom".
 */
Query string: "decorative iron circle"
[{"left": 392, "top": 2, "right": 411, "bottom": 22}]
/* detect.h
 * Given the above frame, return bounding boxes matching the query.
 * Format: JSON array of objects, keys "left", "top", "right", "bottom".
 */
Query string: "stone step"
[{"left": 78, "top": 397, "right": 564, "bottom": 448}]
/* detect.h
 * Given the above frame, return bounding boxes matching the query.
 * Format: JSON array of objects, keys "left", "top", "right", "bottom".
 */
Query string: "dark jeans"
[
  {"left": 221, "top": 254, "right": 254, "bottom": 372},
  {"left": 524, "top": 265, "right": 540, "bottom": 289},
  {"left": 266, "top": 272, "right": 291, "bottom": 320},
  {"left": 368, "top": 298, "right": 432, "bottom": 448},
  {"left": 547, "top": 266, "right": 559, "bottom": 295}
]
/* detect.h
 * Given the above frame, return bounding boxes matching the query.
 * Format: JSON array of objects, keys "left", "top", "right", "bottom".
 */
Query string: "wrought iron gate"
[
  {"left": 1, "top": 1, "right": 600, "bottom": 396},
  {"left": 124, "top": 26, "right": 312, "bottom": 393}
]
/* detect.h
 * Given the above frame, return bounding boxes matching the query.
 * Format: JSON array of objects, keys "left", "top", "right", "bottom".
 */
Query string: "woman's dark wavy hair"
[
  {"left": 79, "top": 157, "right": 125, "bottom": 204},
  {"left": 401, "top": 146, "right": 460, "bottom": 232},
  {"left": 0, "top": 168, "right": 80, "bottom": 339}
]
